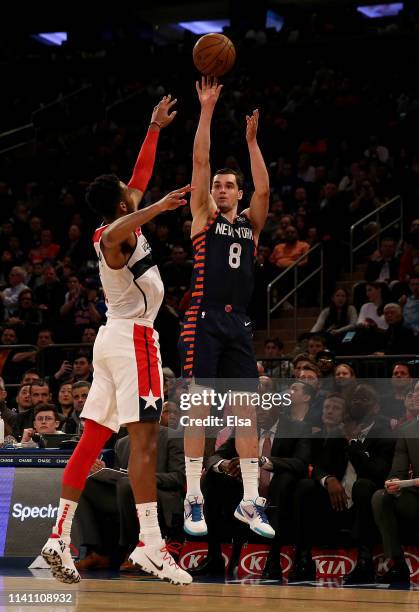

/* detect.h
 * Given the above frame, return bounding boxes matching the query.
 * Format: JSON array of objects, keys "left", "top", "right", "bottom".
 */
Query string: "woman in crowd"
[
  {"left": 334, "top": 362, "right": 357, "bottom": 401},
  {"left": 311, "top": 287, "right": 357, "bottom": 337},
  {"left": 356, "top": 281, "right": 389, "bottom": 330}
]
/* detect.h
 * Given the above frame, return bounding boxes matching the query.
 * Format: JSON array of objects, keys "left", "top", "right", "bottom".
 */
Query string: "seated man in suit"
[
  {"left": 74, "top": 427, "right": 185, "bottom": 570},
  {"left": 201, "top": 402, "right": 311, "bottom": 581},
  {"left": 372, "top": 379, "right": 419, "bottom": 584},
  {"left": 290, "top": 384, "right": 395, "bottom": 584}
]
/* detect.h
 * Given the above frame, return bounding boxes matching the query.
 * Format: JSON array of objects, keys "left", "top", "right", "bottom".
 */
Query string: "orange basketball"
[{"left": 193, "top": 33, "right": 236, "bottom": 77}]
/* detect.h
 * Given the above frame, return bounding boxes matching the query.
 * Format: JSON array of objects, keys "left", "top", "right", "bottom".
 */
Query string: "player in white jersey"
[{"left": 41, "top": 96, "right": 193, "bottom": 585}]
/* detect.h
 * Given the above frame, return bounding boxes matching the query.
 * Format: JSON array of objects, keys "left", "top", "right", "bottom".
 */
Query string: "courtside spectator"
[{"left": 21, "top": 403, "right": 63, "bottom": 446}]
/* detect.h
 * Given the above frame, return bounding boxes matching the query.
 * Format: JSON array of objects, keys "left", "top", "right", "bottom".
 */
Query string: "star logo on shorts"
[{"left": 140, "top": 389, "right": 160, "bottom": 410}]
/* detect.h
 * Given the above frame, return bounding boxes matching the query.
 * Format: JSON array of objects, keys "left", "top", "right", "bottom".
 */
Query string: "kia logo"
[
  {"left": 280, "top": 553, "right": 292, "bottom": 574},
  {"left": 239, "top": 550, "right": 292, "bottom": 575},
  {"left": 240, "top": 549, "right": 270, "bottom": 574},
  {"left": 397, "top": 552, "right": 418, "bottom": 578},
  {"left": 180, "top": 549, "right": 228, "bottom": 570},
  {"left": 374, "top": 552, "right": 419, "bottom": 578},
  {"left": 312, "top": 555, "right": 355, "bottom": 576}
]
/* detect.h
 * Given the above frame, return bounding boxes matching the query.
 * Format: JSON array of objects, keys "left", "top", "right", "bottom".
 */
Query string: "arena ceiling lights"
[
  {"left": 356, "top": 2, "right": 403, "bottom": 18},
  {"left": 32, "top": 32, "right": 67, "bottom": 46},
  {"left": 177, "top": 20, "right": 230, "bottom": 34}
]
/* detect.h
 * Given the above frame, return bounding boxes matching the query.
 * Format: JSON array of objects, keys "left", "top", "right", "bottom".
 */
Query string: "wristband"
[{"left": 149, "top": 121, "right": 162, "bottom": 129}]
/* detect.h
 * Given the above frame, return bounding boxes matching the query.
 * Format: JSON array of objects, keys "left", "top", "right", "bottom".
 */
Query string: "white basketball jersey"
[{"left": 93, "top": 225, "right": 164, "bottom": 322}]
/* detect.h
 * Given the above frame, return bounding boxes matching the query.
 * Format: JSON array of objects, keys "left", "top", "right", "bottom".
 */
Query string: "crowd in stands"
[
  {"left": 2, "top": 356, "right": 419, "bottom": 583},
  {"left": 0, "top": 10, "right": 419, "bottom": 584}
]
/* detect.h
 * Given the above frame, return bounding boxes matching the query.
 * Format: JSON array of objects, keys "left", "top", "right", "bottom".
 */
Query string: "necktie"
[{"left": 258, "top": 433, "right": 272, "bottom": 498}]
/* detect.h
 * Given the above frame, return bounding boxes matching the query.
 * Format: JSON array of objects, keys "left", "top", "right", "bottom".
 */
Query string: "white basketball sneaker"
[
  {"left": 41, "top": 535, "right": 81, "bottom": 583},
  {"left": 129, "top": 541, "right": 192, "bottom": 585},
  {"left": 234, "top": 497, "right": 275, "bottom": 539},
  {"left": 184, "top": 494, "right": 208, "bottom": 536}
]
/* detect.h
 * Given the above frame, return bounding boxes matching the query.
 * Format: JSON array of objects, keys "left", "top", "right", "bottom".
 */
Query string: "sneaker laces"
[
  {"left": 190, "top": 500, "right": 204, "bottom": 523},
  {"left": 254, "top": 502, "right": 270, "bottom": 524},
  {"left": 160, "top": 542, "right": 182, "bottom": 569}
]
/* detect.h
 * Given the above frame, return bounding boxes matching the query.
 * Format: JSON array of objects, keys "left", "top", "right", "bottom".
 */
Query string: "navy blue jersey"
[{"left": 190, "top": 210, "right": 255, "bottom": 311}]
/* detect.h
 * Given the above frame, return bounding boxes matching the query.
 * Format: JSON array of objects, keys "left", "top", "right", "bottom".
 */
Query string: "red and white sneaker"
[
  {"left": 41, "top": 535, "right": 81, "bottom": 584},
  {"left": 129, "top": 541, "right": 192, "bottom": 585}
]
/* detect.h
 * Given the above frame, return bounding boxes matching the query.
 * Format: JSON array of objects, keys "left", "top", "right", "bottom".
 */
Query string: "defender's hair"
[{"left": 86, "top": 174, "right": 123, "bottom": 218}]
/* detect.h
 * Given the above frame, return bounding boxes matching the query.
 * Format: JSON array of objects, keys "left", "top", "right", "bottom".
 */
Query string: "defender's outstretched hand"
[
  {"left": 196, "top": 76, "right": 223, "bottom": 109},
  {"left": 246, "top": 109, "right": 259, "bottom": 143},
  {"left": 151, "top": 94, "right": 178, "bottom": 128},
  {"left": 158, "top": 184, "right": 194, "bottom": 211}
]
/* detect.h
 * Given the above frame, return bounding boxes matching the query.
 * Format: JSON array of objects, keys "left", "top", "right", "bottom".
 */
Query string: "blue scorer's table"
[{"left": 0, "top": 448, "right": 113, "bottom": 559}]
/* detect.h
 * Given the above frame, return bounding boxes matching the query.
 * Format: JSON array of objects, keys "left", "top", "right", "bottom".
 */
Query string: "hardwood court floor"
[{"left": 1, "top": 573, "right": 419, "bottom": 611}]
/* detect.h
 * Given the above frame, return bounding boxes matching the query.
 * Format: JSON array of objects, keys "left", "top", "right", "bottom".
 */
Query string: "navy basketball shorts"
[{"left": 178, "top": 306, "right": 259, "bottom": 392}]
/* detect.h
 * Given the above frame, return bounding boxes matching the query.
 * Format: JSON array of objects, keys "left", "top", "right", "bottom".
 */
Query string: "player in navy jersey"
[{"left": 180, "top": 77, "right": 274, "bottom": 540}]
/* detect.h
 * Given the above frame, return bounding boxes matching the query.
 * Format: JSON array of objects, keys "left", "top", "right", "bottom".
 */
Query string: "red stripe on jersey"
[
  {"left": 92, "top": 225, "right": 109, "bottom": 244},
  {"left": 135, "top": 227, "right": 142, "bottom": 236},
  {"left": 133, "top": 324, "right": 149, "bottom": 396},
  {"left": 146, "top": 327, "right": 161, "bottom": 396},
  {"left": 133, "top": 325, "right": 161, "bottom": 397}
]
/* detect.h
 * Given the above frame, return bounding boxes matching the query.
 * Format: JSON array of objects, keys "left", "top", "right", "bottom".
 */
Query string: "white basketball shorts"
[{"left": 80, "top": 319, "right": 164, "bottom": 432}]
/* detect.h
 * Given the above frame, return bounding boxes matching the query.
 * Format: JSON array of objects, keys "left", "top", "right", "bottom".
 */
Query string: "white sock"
[
  {"left": 240, "top": 458, "right": 259, "bottom": 501},
  {"left": 185, "top": 456, "right": 203, "bottom": 498},
  {"left": 52, "top": 498, "right": 78, "bottom": 544},
  {"left": 137, "top": 502, "right": 163, "bottom": 546}
]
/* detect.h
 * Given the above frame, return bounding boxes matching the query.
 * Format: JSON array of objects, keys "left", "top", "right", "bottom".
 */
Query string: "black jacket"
[
  {"left": 380, "top": 322, "right": 418, "bottom": 355},
  {"left": 365, "top": 258, "right": 399, "bottom": 283},
  {"left": 113, "top": 427, "right": 185, "bottom": 527},
  {"left": 206, "top": 416, "right": 311, "bottom": 479},
  {"left": 312, "top": 416, "right": 395, "bottom": 488},
  {"left": 390, "top": 417, "right": 419, "bottom": 481}
]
